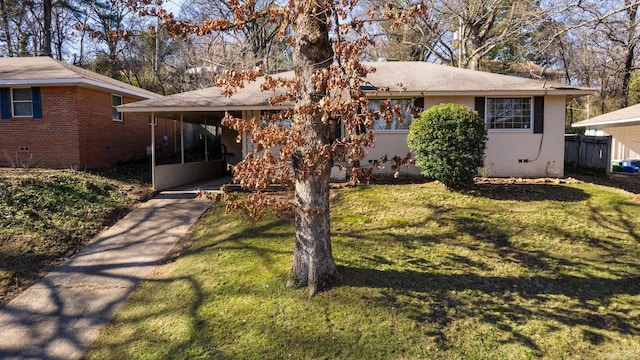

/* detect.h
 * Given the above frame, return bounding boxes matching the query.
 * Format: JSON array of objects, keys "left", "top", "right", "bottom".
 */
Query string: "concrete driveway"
[{"left": 0, "top": 177, "right": 229, "bottom": 360}]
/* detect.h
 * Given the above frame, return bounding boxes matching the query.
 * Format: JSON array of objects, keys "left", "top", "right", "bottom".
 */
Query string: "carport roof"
[
  {"left": 572, "top": 103, "right": 640, "bottom": 128},
  {"left": 118, "top": 61, "right": 595, "bottom": 119}
]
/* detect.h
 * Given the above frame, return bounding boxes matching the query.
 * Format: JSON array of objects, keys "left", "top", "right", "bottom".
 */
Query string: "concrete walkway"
[{"left": 0, "top": 177, "right": 230, "bottom": 360}]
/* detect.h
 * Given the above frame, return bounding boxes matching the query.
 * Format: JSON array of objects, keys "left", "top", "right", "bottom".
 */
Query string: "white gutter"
[
  {"left": 117, "top": 105, "right": 292, "bottom": 113},
  {"left": 367, "top": 90, "right": 594, "bottom": 97},
  {"left": 0, "top": 78, "right": 158, "bottom": 99},
  {"left": 572, "top": 117, "right": 640, "bottom": 128}
]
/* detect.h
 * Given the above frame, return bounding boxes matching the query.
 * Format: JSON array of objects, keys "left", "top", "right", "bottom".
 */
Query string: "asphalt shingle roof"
[
  {"left": 572, "top": 103, "right": 640, "bottom": 128},
  {"left": 118, "top": 62, "right": 593, "bottom": 115},
  {"left": 0, "top": 57, "right": 159, "bottom": 99}
]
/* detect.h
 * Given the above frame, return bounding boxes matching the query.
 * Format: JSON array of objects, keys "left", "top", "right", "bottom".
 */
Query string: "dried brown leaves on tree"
[
  {"left": 120, "top": 0, "right": 424, "bottom": 295},
  {"left": 119, "top": 0, "right": 421, "bottom": 220},
  {"left": 113, "top": 0, "right": 640, "bottom": 295}
]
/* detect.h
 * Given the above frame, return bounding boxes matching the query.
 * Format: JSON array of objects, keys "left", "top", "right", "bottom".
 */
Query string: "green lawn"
[{"left": 86, "top": 180, "right": 640, "bottom": 359}]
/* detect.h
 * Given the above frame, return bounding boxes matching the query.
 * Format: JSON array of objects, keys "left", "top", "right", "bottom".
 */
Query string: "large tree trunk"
[
  {"left": 467, "top": 52, "right": 482, "bottom": 71},
  {"left": 287, "top": 0, "right": 336, "bottom": 297},
  {"left": 289, "top": 170, "right": 335, "bottom": 296}
]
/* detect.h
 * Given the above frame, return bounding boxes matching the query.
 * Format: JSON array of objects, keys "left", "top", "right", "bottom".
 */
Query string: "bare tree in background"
[
  {"left": 120, "top": 25, "right": 190, "bottom": 94},
  {"left": 178, "top": 0, "right": 288, "bottom": 82},
  {"left": 0, "top": 0, "right": 14, "bottom": 56},
  {"left": 0, "top": 0, "right": 86, "bottom": 59},
  {"left": 546, "top": 0, "right": 640, "bottom": 115},
  {"left": 597, "top": 0, "right": 640, "bottom": 108},
  {"left": 366, "top": 0, "right": 549, "bottom": 70}
]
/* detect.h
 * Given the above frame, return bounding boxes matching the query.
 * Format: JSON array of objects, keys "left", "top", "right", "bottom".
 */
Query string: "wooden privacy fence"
[{"left": 564, "top": 134, "right": 612, "bottom": 175}]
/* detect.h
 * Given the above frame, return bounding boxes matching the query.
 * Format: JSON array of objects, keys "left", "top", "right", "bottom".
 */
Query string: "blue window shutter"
[
  {"left": 32, "top": 87, "right": 42, "bottom": 119},
  {"left": 0, "top": 88, "right": 10, "bottom": 119},
  {"left": 533, "top": 96, "right": 544, "bottom": 134}
]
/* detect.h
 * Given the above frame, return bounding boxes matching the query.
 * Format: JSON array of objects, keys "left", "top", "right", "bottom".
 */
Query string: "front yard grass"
[
  {"left": 86, "top": 180, "right": 640, "bottom": 359},
  {"left": 0, "top": 168, "right": 151, "bottom": 306}
]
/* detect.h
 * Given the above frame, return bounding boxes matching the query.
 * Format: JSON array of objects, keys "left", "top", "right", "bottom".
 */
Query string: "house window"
[
  {"left": 368, "top": 98, "right": 414, "bottom": 130},
  {"left": 112, "top": 94, "right": 123, "bottom": 121},
  {"left": 260, "top": 110, "right": 291, "bottom": 128},
  {"left": 12, "top": 88, "right": 33, "bottom": 117},
  {"left": 486, "top": 97, "right": 532, "bottom": 130}
]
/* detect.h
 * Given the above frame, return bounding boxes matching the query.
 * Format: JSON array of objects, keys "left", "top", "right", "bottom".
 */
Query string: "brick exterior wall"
[{"left": 0, "top": 85, "right": 174, "bottom": 169}]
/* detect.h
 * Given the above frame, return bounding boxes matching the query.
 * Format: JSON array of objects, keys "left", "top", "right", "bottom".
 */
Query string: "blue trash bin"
[{"left": 621, "top": 160, "right": 640, "bottom": 173}]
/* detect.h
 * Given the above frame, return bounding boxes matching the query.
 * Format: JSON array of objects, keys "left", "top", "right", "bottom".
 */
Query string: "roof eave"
[
  {"left": 117, "top": 104, "right": 291, "bottom": 113},
  {"left": 572, "top": 117, "right": 640, "bottom": 128},
  {"left": 0, "top": 78, "right": 158, "bottom": 99},
  {"left": 367, "top": 89, "right": 595, "bottom": 97}
]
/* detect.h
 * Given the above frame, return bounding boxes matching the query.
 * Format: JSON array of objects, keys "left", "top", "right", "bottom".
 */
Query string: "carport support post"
[
  {"left": 180, "top": 114, "right": 184, "bottom": 164},
  {"left": 204, "top": 118, "right": 208, "bottom": 162},
  {"left": 151, "top": 111, "right": 156, "bottom": 189},
  {"left": 606, "top": 135, "right": 612, "bottom": 177}
]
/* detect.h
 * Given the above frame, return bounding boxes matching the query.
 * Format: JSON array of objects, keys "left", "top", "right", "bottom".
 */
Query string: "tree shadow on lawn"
[
  {"left": 467, "top": 183, "right": 590, "bottom": 202},
  {"left": 337, "top": 265, "right": 640, "bottom": 306},
  {"left": 336, "top": 206, "right": 634, "bottom": 277},
  {"left": 336, "top": 265, "right": 640, "bottom": 352},
  {"left": 331, "top": 184, "right": 640, "bottom": 355},
  {"left": 569, "top": 172, "right": 640, "bottom": 196},
  {"left": 453, "top": 212, "right": 640, "bottom": 275},
  {"left": 85, "top": 201, "right": 639, "bottom": 358},
  {"left": 586, "top": 200, "right": 640, "bottom": 243},
  {"left": 182, "top": 218, "right": 292, "bottom": 273}
]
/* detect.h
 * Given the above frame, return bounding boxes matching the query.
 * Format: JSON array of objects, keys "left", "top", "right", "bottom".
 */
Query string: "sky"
[{"left": 163, "top": 0, "right": 184, "bottom": 16}]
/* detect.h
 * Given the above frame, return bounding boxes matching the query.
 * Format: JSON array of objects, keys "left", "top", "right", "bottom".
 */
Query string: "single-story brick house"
[
  {"left": 572, "top": 103, "right": 640, "bottom": 163},
  {"left": 0, "top": 56, "right": 174, "bottom": 169},
  {"left": 118, "top": 62, "right": 594, "bottom": 189}
]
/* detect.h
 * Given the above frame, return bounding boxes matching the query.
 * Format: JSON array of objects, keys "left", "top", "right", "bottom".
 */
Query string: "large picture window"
[
  {"left": 12, "top": 88, "right": 33, "bottom": 117},
  {"left": 112, "top": 94, "right": 123, "bottom": 121},
  {"left": 368, "top": 98, "right": 414, "bottom": 130},
  {"left": 486, "top": 97, "right": 532, "bottom": 130}
]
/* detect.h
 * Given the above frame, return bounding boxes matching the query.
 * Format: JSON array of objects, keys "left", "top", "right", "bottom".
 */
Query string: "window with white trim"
[
  {"left": 112, "top": 94, "right": 123, "bottom": 121},
  {"left": 12, "top": 88, "right": 33, "bottom": 117},
  {"left": 368, "top": 98, "right": 414, "bottom": 130},
  {"left": 486, "top": 97, "right": 532, "bottom": 129}
]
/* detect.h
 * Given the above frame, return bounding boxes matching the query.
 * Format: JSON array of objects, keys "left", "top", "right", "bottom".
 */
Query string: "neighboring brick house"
[{"left": 0, "top": 57, "right": 173, "bottom": 169}]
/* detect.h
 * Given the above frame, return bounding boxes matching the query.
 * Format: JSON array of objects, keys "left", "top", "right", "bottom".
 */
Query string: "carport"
[
  {"left": 117, "top": 81, "right": 287, "bottom": 190},
  {"left": 572, "top": 102, "right": 640, "bottom": 164}
]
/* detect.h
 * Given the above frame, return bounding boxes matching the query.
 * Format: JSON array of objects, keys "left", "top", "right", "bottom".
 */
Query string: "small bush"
[{"left": 408, "top": 103, "right": 487, "bottom": 188}]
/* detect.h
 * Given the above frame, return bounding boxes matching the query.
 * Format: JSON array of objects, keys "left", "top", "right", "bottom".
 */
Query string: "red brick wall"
[
  {"left": 0, "top": 86, "right": 81, "bottom": 168},
  {"left": 0, "top": 85, "right": 174, "bottom": 169},
  {"left": 77, "top": 88, "right": 174, "bottom": 168}
]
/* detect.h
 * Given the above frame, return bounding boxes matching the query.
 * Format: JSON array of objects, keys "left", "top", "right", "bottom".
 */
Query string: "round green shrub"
[{"left": 408, "top": 103, "right": 487, "bottom": 188}]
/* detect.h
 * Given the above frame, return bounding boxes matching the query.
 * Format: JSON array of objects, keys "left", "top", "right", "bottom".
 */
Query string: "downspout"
[{"left": 528, "top": 90, "right": 548, "bottom": 163}]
